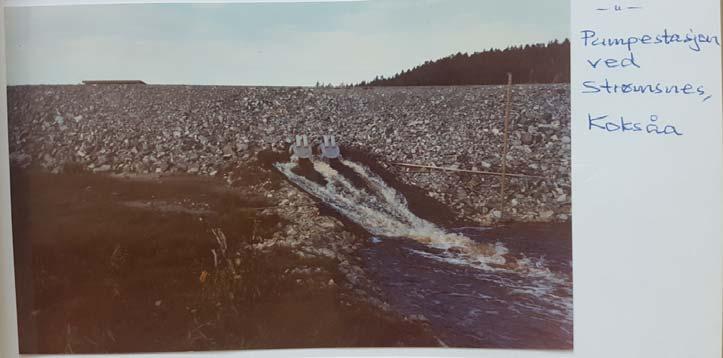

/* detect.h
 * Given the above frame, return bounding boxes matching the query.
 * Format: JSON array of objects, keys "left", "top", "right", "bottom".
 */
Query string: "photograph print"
[{"left": 5, "top": 0, "right": 572, "bottom": 353}]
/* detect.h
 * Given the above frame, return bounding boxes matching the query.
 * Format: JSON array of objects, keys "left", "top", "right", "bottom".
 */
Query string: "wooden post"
[{"left": 500, "top": 73, "right": 513, "bottom": 201}]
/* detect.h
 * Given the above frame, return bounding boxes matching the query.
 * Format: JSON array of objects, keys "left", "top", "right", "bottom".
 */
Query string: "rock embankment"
[{"left": 7, "top": 84, "right": 570, "bottom": 224}]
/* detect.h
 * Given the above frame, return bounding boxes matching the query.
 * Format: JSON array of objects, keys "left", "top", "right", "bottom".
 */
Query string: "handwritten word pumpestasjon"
[{"left": 581, "top": 29, "right": 720, "bottom": 52}]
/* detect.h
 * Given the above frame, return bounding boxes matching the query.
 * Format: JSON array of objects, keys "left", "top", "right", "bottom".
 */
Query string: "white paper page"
[
  {"left": 0, "top": 2, "right": 21, "bottom": 358},
  {"left": 571, "top": 0, "right": 722, "bottom": 357},
  {"left": 0, "top": 1, "right": 720, "bottom": 358}
]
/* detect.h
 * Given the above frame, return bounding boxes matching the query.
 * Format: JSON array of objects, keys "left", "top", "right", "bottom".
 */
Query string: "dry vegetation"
[{"left": 11, "top": 163, "right": 436, "bottom": 353}]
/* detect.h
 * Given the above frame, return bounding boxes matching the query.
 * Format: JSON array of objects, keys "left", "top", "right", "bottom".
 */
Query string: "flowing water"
[{"left": 274, "top": 159, "right": 572, "bottom": 349}]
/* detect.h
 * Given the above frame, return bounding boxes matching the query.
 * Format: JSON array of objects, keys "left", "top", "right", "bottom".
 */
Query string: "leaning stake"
[{"left": 500, "top": 73, "right": 513, "bottom": 201}]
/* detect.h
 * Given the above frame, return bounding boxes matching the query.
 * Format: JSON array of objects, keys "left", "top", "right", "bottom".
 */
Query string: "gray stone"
[
  {"left": 222, "top": 144, "right": 234, "bottom": 158},
  {"left": 490, "top": 210, "right": 502, "bottom": 219},
  {"left": 521, "top": 132, "right": 533, "bottom": 145},
  {"left": 539, "top": 210, "right": 555, "bottom": 220},
  {"left": 94, "top": 164, "right": 112, "bottom": 172}
]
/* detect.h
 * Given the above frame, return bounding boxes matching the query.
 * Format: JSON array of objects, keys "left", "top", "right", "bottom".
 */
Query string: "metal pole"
[{"left": 391, "top": 162, "right": 546, "bottom": 179}]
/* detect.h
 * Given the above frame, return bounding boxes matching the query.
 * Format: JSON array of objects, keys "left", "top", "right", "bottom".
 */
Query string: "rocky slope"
[{"left": 7, "top": 84, "right": 570, "bottom": 224}]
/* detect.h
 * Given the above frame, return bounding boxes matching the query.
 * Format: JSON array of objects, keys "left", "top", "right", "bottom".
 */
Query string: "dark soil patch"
[{"left": 10, "top": 167, "right": 436, "bottom": 353}]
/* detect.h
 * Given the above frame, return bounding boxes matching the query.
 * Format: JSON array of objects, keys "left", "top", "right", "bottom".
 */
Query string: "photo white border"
[{"left": 1, "top": 1, "right": 721, "bottom": 358}]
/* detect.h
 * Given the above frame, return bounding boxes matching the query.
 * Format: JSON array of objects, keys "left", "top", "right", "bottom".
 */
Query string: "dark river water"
[
  {"left": 360, "top": 224, "right": 572, "bottom": 349},
  {"left": 275, "top": 159, "right": 572, "bottom": 349}
]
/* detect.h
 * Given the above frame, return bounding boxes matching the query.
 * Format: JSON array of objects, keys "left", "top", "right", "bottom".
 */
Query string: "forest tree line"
[{"left": 354, "top": 39, "right": 570, "bottom": 87}]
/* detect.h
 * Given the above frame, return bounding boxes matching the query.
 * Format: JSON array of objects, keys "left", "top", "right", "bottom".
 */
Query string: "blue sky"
[{"left": 5, "top": 0, "right": 569, "bottom": 86}]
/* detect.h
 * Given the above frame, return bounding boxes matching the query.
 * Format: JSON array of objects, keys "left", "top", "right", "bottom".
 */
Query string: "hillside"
[{"left": 360, "top": 40, "right": 570, "bottom": 87}]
